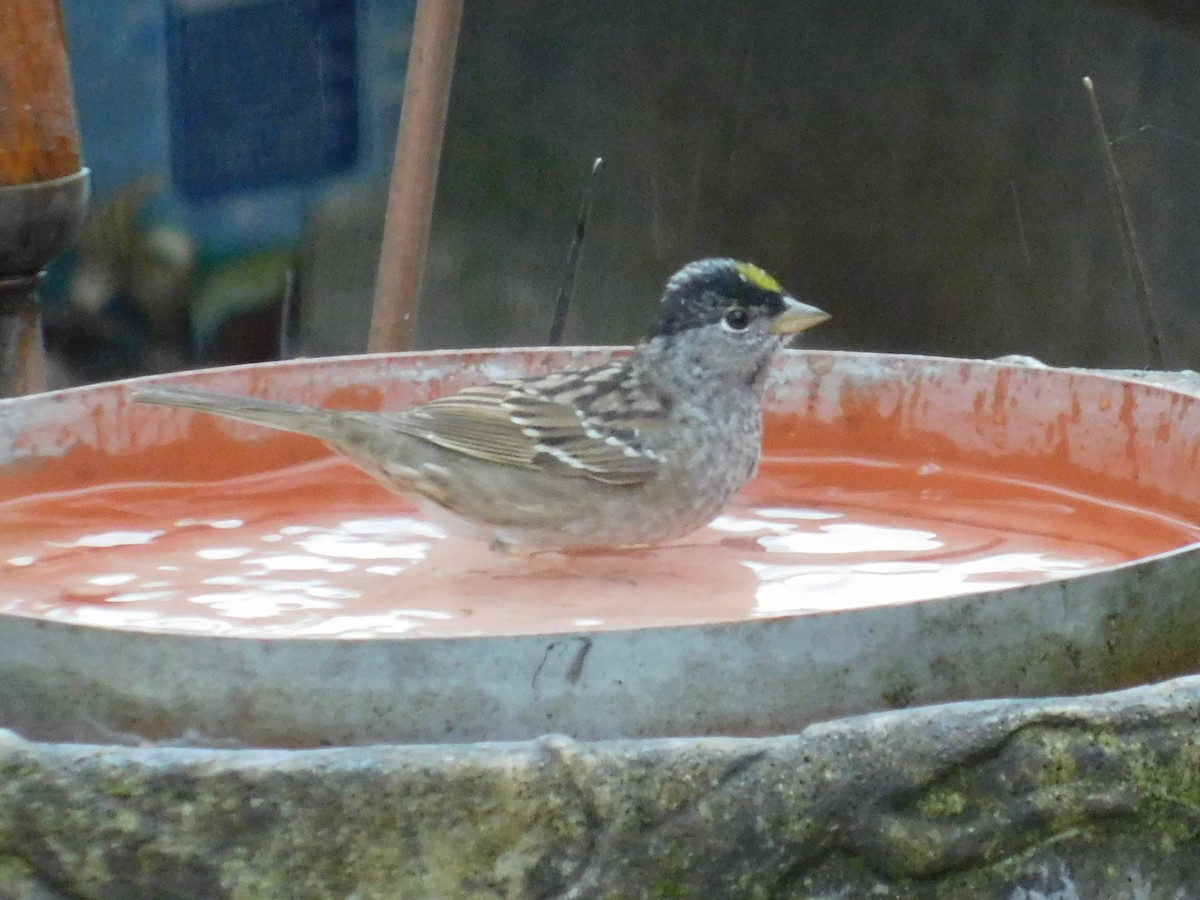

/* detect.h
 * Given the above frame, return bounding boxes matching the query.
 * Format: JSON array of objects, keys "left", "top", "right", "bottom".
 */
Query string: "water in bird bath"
[{"left": 1, "top": 430, "right": 1195, "bottom": 638}]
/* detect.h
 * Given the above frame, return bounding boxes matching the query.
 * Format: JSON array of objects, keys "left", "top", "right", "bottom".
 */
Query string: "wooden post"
[
  {"left": 368, "top": 0, "right": 464, "bottom": 353},
  {"left": 0, "top": 0, "right": 88, "bottom": 396}
]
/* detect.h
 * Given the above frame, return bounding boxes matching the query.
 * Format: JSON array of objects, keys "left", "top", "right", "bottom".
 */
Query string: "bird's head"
[{"left": 645, "top": 258, "right": 829, "bottom": 389}]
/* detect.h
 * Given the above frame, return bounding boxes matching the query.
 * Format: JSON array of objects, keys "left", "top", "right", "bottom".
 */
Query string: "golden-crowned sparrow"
[{"left": 134, "top": 259, "right": 828, "bottom": 552}]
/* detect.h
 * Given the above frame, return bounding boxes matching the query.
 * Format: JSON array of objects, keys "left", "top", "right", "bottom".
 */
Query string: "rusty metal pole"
[
  {"left": 368, "top": 0, "right": 464, "bottom": 353},
  {"left": 0, "top": 0, "right": 90, "bottom": 396}
]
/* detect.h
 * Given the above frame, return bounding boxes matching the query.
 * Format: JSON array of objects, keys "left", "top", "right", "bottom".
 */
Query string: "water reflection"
[{"left": 0, "top": 456, "right": 1196, "bottom": 638}]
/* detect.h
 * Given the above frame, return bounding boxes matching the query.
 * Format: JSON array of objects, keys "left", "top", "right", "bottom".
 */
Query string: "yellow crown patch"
[{"left": 734, "top": 261, "right": 782, "bottom": 295}]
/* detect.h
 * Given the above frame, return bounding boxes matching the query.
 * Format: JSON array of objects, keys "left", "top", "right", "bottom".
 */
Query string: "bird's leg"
[{"left": 488, "top": 535, "right": 522, "bottom": 555}]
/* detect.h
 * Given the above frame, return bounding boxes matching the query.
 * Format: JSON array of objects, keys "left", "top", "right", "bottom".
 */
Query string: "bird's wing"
[{"left": 391, "top": 361, "right": 668, "bottom": 485}]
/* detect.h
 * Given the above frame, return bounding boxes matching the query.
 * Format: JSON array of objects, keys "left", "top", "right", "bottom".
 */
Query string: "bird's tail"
[{"left": 133, "top": 386, "right": 346, "bottom": 443}]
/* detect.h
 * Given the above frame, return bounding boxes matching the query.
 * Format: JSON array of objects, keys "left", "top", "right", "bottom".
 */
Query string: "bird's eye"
[{"left": 722, "top": 307, "right": 751, "bottom": 332}]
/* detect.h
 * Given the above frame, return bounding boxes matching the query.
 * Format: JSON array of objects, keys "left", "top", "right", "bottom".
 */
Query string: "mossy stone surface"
[{"left": 2, "top": 676, "right": 1200, "bottom": 897}]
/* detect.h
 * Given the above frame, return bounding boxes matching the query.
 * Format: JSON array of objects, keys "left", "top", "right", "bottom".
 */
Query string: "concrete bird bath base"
[{"left": 1, "top": 351, "right": 1199, "bottom": 897}]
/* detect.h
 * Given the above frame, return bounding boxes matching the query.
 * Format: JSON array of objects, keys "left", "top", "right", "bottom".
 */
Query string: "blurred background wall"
[
  {"left": 51, "top": 0, "right": 411, "bottom": 381},
  {"left": 53, "top": 0, "right": 1200, "bottom": 383}
]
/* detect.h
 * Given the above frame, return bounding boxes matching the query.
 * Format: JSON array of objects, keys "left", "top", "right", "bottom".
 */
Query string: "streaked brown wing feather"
[{"left": 392, "top": 362, "right": 666, "bottom": 485}]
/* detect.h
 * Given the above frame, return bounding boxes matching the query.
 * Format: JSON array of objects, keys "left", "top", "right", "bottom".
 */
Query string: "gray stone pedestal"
[{"left": 3, "top": 675, "right": 1200, "bottom": 898}]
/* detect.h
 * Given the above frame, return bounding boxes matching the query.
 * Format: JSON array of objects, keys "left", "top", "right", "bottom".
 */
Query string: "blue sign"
[{"left": 166, "top": 0, "right": 360, "bottom": 200}]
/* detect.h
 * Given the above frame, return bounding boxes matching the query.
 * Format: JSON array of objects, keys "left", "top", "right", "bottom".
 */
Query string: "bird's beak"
[{"left": 769, "top": 294, "right": 831, "bottom": 335}]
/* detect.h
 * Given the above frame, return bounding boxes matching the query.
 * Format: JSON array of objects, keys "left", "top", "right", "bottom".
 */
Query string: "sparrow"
[{"left": 135, "top": 258, "right": 829, "bottom": 552}]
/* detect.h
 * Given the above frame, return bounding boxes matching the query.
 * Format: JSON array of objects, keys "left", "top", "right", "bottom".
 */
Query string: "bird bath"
[{"left": 1, "top": 348, "right": 1200, "bottom": 748}]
